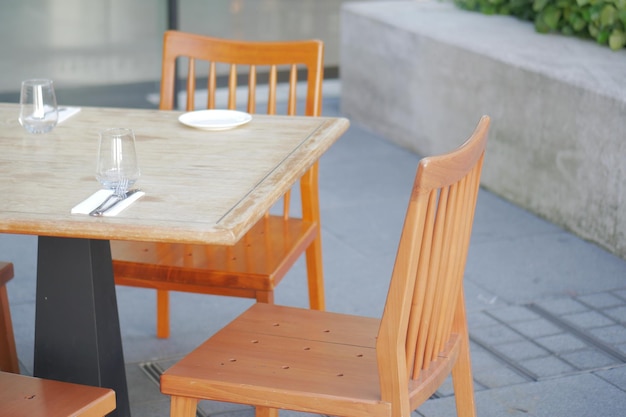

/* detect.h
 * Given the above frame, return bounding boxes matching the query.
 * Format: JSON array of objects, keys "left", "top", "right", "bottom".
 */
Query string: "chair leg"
[
  {"left": 451, "top": 291, "right": 476, "bottom": 417},
  {"left": 304, "top": 235, "right": 325, "bottom": 310},
  {"left": 255, "top": 406, "right": 279, "bottom": 417},
  {"left": 156, "top": 289, "right": 170, "bottom": 339},
  {"left": 300, "top": 163, "right": 325, "bottom": 311},
  {"left": 0, "top": 282, "right": 19, "bottom": 373},
  {"left": 170, "top": 396, "right": 198, "bottom": 417}
]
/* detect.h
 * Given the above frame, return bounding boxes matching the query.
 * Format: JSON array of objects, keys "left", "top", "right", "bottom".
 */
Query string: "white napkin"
[
  {"left": 71, "top": 189, "right": 145, "bottom": 216},
  {"left": 57, "top": 106, "right": 81, "bottom": 124}
]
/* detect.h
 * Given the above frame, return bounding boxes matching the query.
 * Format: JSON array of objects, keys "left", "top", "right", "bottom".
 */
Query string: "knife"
[{"left": 89, "top": 189, "right": 141, "bottom": 217}]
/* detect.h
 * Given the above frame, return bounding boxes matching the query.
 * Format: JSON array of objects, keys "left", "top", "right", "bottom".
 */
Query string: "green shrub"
[{"left": 453, "top": 0, "right": 626, "bottom": 50}]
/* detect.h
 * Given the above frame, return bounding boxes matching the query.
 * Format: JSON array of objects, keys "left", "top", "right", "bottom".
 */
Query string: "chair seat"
[
  {"left": 0, "top": 371, "right": 115, "bottom": 417},
  {"left": 112, "top": 215, "right": 317, "bottom": 294},
  {"left": 161, "top": 303, "right": 461, "bottom": 417}
]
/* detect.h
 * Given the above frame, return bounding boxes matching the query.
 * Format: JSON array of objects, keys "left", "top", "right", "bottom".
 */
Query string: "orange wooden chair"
[
  {"left": 111, "top": 30, "right": 326, "bottom": 338},
  {"left": 0, "top": 261, "right": 18, "bottom": 374},
  {"left": 0, "top": 371, "right": 115, "bottom": 417},
  {"left": 160, "top": 116, "right": 490, "bottom": 417}
]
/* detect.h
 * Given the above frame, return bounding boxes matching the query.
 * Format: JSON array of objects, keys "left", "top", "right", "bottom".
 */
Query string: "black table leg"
[{"left": 34, "top": 236, "right": 130, "bottom": 417}]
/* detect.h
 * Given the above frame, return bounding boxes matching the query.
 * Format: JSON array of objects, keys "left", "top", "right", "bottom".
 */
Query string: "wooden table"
[{"left": 0, "top": 103, "right": 349, "bottom": 417}]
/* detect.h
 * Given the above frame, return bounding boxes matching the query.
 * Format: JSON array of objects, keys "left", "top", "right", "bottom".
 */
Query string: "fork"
[{"left": 89, "top": 178, "right": 129, "bottom": 217}]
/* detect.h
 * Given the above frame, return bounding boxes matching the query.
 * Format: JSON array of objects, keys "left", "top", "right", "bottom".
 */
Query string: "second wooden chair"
[
  {"left": 160, "top": 116, "right": 490, "bottom": 417},
  {"left": 111, "top": 30, "right": 326, "bottom": 338}
]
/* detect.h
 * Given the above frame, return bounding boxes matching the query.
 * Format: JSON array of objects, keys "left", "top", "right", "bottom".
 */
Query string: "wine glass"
[
  {"left": 18, "top": 79, "right": 58, "bottom": 134},
  {"left": 96, "top": 128, "right": 140, "bottom": 193}
]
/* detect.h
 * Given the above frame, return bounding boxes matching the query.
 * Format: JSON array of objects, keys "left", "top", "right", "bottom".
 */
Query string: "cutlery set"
[{"left": 89, "top": 188, "right": 142, "bottom": 217}]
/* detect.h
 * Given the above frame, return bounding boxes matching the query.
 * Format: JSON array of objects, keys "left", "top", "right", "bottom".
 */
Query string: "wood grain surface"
[{"left": 0, "top": 103, "right": 349, "bottom": 244}]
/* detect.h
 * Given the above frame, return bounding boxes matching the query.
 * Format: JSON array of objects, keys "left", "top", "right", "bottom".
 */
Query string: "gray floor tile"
[
  {"left": 560, "top": 349, "right": 616, "bottom": 370},
  {"left": 418, "top": 373, "right": 626, "bottom": 417},
  {"left": 520, "top": 356, "right": 576, "bottom": 378},
  {"left": 578, "top": 292, "right": 625, "bottom": 309},
  {"left": 562, "top": 310, "right": 615, "bottom": 329},
  {"left": 470, "top": 324, "right": 526, "bottom": 345},
  {"left": 596, "top": 365, "right": 626, "bottom": 391},
  {"left": 604, "top": 305, "right": 626, "bottom": 323},
  {"left": 534, "top": 333, "right": 588, "bottom": 353},
  {"left": 508, "top": 318, "right": 563, "bottom": 339},
  {"left": 495, "top": 340, "right": 550, "bottom": 361},
  {"left": 589, "top": 325, "right": 626, "bottom": 345}
]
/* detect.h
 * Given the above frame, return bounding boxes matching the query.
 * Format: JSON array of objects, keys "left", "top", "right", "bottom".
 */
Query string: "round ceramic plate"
[{"left": 178, "top": 109, "right": 252, "bottom": 131}]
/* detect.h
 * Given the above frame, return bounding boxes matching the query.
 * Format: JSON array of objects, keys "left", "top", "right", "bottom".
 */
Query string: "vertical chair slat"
[
  {"left": 442, "top": 172, "right": 476, "bottom": 352},
  {"left": 426, "top": 184, "right": 457, "bottom": 363},
  {"left": 412, "top": 188, "right": 444, "bottom": 376},
  {"left": 267, "top": 65, "right": 277, "bottom": 115},
  {"left": 408, "top": 189, "right": 437, "bottom": 379},
  {"left": 207, "top": 61, "right": 216, "bottom": 109},
  {"left": 435, "top": 176, "right": 468, "bottom": 355},
  {"left": 287, "top": 64, "right": 297, "bottom": 116},
  {"left": 186, "top": 58, "right": 196, "bottom": 110},
  {"left": 433, "top": 180, "right": 465, "bottom": 356},
  {"left": 248, "top": 65, "right": 257, "bottom": 114},
  {"left": 228, "top": 64, "right": 237, "bottom": 110},
  {"left": 420, "top": 186, "right": 449, "bottom": 371}
]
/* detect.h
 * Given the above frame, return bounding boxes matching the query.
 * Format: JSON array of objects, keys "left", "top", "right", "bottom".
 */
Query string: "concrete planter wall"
[{"left": 340, "top": 0, "right": 626, "bottom": 260}]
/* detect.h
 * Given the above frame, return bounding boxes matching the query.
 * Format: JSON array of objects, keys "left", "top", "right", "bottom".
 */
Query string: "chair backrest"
[
  {"left": 376, "top": 116, "right": 490, "bottom": 415},
  {"left": 159, "top": 30, "right": 324, "bottom": 117},
  {"left": 159, "top": 30, "right": 324, "bottom": 218}
]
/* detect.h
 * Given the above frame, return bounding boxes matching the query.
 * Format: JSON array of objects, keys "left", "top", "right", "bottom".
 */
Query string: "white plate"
[{"left": 178, "top": 109, "right": 252, "bottom": 131}]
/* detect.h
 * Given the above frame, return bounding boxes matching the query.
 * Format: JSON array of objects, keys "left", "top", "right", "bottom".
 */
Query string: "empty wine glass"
[
  {"left": 96, "top": 128, "right": 140, "bottom": 192},
  {"left": 19, "top": 79, "right": 58, "bottom": 134}
]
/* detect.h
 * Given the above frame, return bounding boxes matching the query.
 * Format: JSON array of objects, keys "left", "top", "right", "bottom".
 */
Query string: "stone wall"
[{"left": 340, "top": 0, "right": 626, "bottom": 259}]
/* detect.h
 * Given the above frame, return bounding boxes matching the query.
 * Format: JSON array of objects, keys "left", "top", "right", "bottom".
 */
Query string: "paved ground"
[{"left": 2, "top": 92, "right": 626, "bottom": 417}]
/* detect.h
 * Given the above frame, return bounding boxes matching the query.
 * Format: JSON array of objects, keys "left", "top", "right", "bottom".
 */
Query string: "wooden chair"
[
  {"left": 0, "top": 371, "right": 115, "bottom": 417},
  {"left": 0, "top": 262, "right": 18, "bottom": 374},
  {"left": 111, "top": 30, "right": 326, "bottom": 338},
  {"left": 160, "top": 116, "right": 490, "bottom": 417}
]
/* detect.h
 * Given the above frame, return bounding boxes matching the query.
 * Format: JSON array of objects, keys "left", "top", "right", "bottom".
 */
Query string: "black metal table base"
[{"left": 34, "top": 236, "right": 130, "bottom": 417}]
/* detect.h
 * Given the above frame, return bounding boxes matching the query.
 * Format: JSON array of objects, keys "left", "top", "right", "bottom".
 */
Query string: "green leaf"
[
  {"left": 600, "top": 4, "right": 618, "bottom": 26},
  {"left": 597, "top": 29, "right": 611, "bottom": 43},
  {"left": 535, "top": 17, "right": 551, "bottom": 32},
  {"left": 581, "top": 8, "right": 591, "bottom": 21},
  {"left": 589, "top": 3, "right": 603, "bottom": 22},
  {"left": 541, "top": 5, "right": 563, "bottom": 29},
  {"left": 609, "top": 28, "right": 626, "bottom": 48},
  {"left": 533, "top": 0, "right": 550, "bottom": 12},
  {"left": 577, "top": 0, "right": 590, "bottom": 6},
  {"left": 570, "top": 12, "right": 589, "bottom": 30}
]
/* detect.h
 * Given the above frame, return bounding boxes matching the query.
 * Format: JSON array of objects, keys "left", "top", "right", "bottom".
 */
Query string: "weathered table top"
[{"left": 0, "top": 103, "right": 349, "bottom": 245}]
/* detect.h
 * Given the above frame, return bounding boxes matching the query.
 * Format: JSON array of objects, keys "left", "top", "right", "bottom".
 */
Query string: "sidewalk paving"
[{"left": 2, "top": 94, "right": 625, "bottom": 416}]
